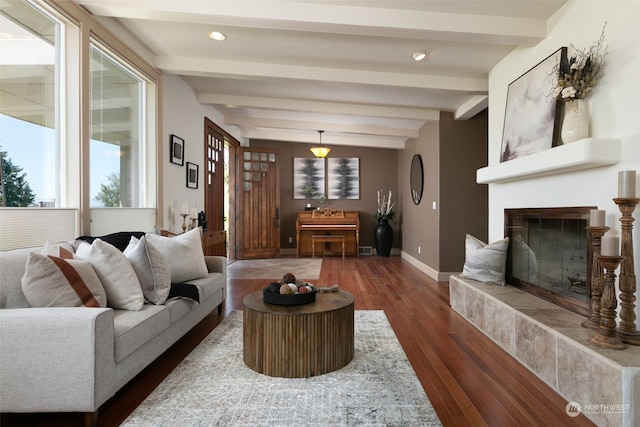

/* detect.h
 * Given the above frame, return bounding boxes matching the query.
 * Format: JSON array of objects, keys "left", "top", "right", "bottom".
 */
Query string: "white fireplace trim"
[{"left": 477, "top": 138, "right": 620, "bottom": 184}]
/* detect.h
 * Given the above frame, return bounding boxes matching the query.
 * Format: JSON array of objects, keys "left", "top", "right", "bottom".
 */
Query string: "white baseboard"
[{"left": 400, "top": 251, "right": 458, "bottom": 282}]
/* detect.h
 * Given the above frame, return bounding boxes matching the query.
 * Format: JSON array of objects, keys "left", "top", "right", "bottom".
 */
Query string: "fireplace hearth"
[{"left": 504, "top": 207, "right": 596, "bottom": 316}]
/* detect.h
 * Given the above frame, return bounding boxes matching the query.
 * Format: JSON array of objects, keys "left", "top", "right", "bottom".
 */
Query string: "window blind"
[{"left": 0, "top": 209, "right": 77, "bottom": 250}]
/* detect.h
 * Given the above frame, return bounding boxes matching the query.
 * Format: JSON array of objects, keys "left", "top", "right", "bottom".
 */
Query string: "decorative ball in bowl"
[{"left": 263, "top": 273, "right": 316, "bottom": 306}]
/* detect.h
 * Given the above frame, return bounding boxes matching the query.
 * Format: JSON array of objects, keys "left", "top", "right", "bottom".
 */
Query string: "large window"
[
  {"left": 90, "top": 42, "right": 148, "bottom": 208},
  {"left": 0, "top": 0, "right": 61, "bottom": 207},
  {"left": 0, "top": 0, "right": 160, "bottom": 249}
]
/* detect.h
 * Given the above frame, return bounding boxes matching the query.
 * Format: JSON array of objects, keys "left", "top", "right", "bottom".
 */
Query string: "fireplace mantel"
[{"left": 477, "top": 138, "right": 620, "bottom": 184}]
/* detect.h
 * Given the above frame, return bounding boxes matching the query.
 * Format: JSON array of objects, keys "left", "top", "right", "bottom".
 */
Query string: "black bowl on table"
[{"left": 263, "top": 287, "right": 316, "bottom": 306}]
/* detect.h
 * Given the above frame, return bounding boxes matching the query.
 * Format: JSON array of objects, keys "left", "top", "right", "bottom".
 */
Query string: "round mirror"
[{"left": 410, "top": 154, "right": 423, "bottom": 205}]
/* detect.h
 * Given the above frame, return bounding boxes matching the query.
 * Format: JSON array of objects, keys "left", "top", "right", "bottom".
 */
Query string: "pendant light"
[{"left": 310, "top": 130, "right": 331, "bottom": 158}]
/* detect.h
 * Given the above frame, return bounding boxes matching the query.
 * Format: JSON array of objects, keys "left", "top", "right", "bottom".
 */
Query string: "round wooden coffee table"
[{"left": 243, "top": 289, "right": 354, "bottom": 378}]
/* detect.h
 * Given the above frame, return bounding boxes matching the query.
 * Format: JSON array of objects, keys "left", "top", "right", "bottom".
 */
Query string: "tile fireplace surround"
[{"left": 450, "top": 274, "right": 639, "bottom": 427}]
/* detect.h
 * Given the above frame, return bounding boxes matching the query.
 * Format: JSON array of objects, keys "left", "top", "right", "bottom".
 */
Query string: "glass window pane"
[
  {"left": 89, "top": 42, "right": 145, "bottom": 208},
  {"left": 0, "top": 1, "right": 60, "bottom": 207}
]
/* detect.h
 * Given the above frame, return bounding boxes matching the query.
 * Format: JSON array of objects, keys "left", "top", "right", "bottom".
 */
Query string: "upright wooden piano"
[{"left": 296, "top": 209, "right": 360, "bottom": 257}]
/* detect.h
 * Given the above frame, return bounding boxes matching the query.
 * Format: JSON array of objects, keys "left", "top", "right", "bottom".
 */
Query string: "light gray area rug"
[
  {"left": 227, "top": 258, "right": 323, "bottom": 280},
  {"left": 122, "top": 310, "right": 441, "bottom": 426}
]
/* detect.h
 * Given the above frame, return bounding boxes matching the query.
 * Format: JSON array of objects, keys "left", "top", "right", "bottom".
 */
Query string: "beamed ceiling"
[{"left": 77, "top": 0, "right": 567, "bottom": 149}]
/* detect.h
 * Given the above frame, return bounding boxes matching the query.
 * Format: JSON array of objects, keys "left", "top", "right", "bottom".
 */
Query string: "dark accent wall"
[
  {"left": 398, "top": 110, "right": 488, "bottom": 275},
  {"left": 249, "top": 139, "right": 398, "bottom": 250},
  {"left": 439, "top": 110, "right": 489, "bottom": 272},
  {"left": 250, "top": 110, "right": 486, "bottom": 273},
  {"left": 398, "top": 123, "right": 440, "bottom": 269}
]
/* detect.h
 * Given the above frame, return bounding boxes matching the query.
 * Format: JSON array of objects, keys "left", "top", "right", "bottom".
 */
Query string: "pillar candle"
[
  {"left": 191, "top": 208, "right": 198, "bottom": 219},
  {"left": 181, "top": 203, "right": 189, "bottom": 215},
  {"left": 601, "top": 235, "right": 620, "bottom": 256},
  {"left": 589, "top": 209, "right": 606, "bottom": 227},
  {"left": 618, "top": 170, "right": 636, "bottom": 198}
]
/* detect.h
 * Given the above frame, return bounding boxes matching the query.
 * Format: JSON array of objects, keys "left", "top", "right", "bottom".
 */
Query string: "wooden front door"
[
  {"left": 237, "top": 147, "right": 280, "bottom": 259},
  {"left": 203, "top": 118, "right": 226, "bottom": 256}
]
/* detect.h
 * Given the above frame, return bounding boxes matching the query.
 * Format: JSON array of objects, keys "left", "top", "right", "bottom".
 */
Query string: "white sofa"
[{"left": 0, "top": 232, "right": 226, "bottom": 424}]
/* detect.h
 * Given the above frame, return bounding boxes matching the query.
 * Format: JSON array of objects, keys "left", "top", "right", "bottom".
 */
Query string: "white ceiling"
[{"left": 76, "top": 0, "right": 567, "bottom": 149}]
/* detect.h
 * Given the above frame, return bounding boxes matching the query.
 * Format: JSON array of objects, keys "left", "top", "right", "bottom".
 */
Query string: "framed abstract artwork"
[
  {"left": 170, "top": 134, "right": 184, "bottom": 165},
  {"left": 293, "top": 157, "right": 325, "bottom": 199},
  {"left": 500, "top": 47, "right": 566, "bottom": 162},
  {"left": 327, "top": 157, "right": 360, "bottom": 199},
  {"left": 186, "top": 162, "right": 199, "bottom": 189}
]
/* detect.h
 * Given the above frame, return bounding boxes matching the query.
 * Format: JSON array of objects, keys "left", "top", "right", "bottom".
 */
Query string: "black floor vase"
[{"left": 374, "top": 219, "right": 393, "bottom": 257}]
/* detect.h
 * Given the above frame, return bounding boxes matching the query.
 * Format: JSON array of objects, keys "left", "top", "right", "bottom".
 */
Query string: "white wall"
[
  {"left": 488, "top": 1, "right": 640, "bottom": 320},
  {"left": 161, "top": 74, "right": 244, "bottom": 233}
]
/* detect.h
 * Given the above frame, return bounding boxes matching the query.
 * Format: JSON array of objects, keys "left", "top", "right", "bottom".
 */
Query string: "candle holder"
[
  {"left": 613, "top": 197, "right": 640, "bottom": 345},
  {"left": 590, "top": 255, "right": 625, "bottom": 350},
  {"left": 191, "top": 217, "right": 197, "bottom": 230},
  {"left": 180, "top": 213, "right": 188, "bottom": 233},
  {"left": 582, "top": 225, "right": 610, "bottom": 330}
]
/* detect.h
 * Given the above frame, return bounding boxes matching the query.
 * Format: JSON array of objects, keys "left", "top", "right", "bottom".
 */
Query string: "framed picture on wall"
[
  {"left": 170, "top": 134, "right": 184, "bottom": 166},
  {"left": 293, "top": 157, "right": 325, "bottom": 199},
  {"left": 186, "top": 162, "right": 199, "bottom": 189},
  {"left": 327, "top": 157, "right": 360, "bottom": 199},
  {"left": 500, "top": 47, "right": 566, "bottom": 162}
]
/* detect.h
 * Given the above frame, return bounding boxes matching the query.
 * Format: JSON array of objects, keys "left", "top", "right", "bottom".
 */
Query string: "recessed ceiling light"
[
  {"left": 412, "top": 51, "right": 428, "bottom": 61},
  {"left": 208, "top": 31, "right": 226, "bottom": 41}
]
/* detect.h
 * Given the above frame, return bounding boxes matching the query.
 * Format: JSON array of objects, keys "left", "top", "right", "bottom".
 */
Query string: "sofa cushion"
[
  {"left": 112, "top": 305, "right": 170, "bottom": 362},
  {"left": 145, "top": 227, "right": 208, "bottom": 284},
  {"left": 21, "top": 252, "right": 107, "bottom": 308},
  {"left": 124, "top": 236, "right": 171, "bottom": 305},
  {"left": 0, "top": 247, "right": 36, "bottom": 308},
  {"left": 183, "top": 272, "right": 225, "bottom": 301},
  {"left": 164, "top": 297, "right": 197, "bottom": 323},
  {"left": 461, "top": 234, "right": 509, "bottom": 285},
  {"left": 75, "top": 239, "right": 144, "bottom": 311}
]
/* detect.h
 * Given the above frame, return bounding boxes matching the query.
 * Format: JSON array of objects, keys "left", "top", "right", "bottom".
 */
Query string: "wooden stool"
[{"left": 312, "top": 235, "right": 345, "bottom": 259}]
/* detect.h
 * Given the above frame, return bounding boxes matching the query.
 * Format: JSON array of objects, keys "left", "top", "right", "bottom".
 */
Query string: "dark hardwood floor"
[{"left": 1, "top": 256, "right": 595, "bottom": 426}]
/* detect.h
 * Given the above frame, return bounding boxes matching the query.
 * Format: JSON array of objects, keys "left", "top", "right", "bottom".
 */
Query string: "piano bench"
[{"left": 312, "top": 235, "right": 346, "bottom": 259}]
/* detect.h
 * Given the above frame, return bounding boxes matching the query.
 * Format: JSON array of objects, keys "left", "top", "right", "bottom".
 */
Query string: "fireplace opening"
[{"left": 504, "top": 207, "right": 596, "bottom": 316}]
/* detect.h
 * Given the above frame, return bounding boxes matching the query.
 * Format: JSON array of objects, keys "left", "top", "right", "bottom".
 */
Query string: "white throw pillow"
[
  {"left": 21, "top": 252, "right": 107, "bottom": 308},
  {"left": 145, "top": 227, "right": 208, "bottom": 284},
  {"left": 461, "top": 234, "right": 509, "bottom": 285},
  {"left": 124, "top": 236, "right": 171, "bottom": 305},
  {"left": 41, "top": 239, "right": 75, "bottom": 259},
  {"left": 75, "top": 238, "right": 144, "bottom": 310}
]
